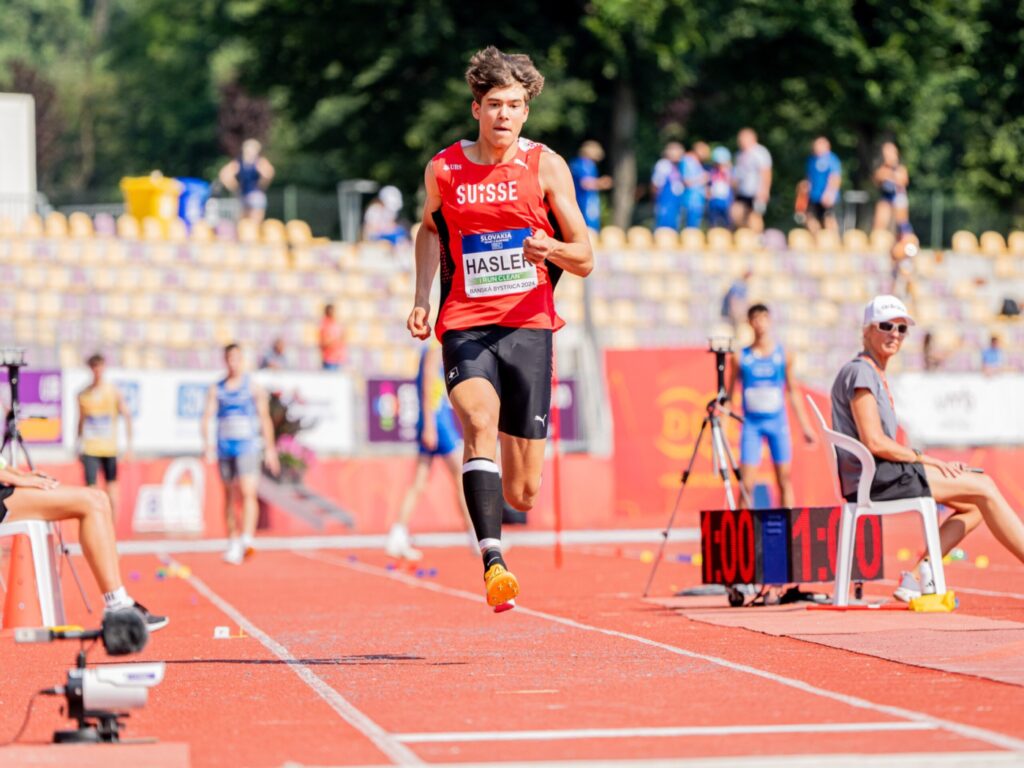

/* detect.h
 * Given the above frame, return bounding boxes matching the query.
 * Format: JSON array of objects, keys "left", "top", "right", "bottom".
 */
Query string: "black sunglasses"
[{"left": 876, "top": 321, "right": 909, "bottom": 335}]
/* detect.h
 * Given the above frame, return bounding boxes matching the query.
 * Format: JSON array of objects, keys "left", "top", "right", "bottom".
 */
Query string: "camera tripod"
[
  {"left": 642, "top": 342, "right": 752, "bottom": 598},
  {"left": 1, "top": 354, "right": 92, "bottom": 613}
]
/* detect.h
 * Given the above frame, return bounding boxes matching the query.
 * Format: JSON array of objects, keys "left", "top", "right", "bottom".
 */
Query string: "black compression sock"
[
  {"left": 462, "top": 457, "right": 504, "bottom": 570},
  {"left": 483, "top": 547, "right": 506, "bottom": 571}
]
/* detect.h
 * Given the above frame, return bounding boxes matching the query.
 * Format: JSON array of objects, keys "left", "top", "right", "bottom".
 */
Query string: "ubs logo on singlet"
[{"left": 455, "top": 181, "right": 519, "bottom": 206}]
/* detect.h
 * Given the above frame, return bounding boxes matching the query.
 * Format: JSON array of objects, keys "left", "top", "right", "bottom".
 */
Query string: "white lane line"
[
  {"left": 395, "top": 721, "right": 935, "bottom": 743},
  {"left": 296, "top": 550, "right": 1024, "bottom": 753},
  {"left": 78, "top": 528, "right": 695, "bottom": 557},
  {"left": 166, "top": 556, "right": 422, "bottom": 766},
  {"left": 344, "top": 753, "right": 1024, "bottom": 768}
]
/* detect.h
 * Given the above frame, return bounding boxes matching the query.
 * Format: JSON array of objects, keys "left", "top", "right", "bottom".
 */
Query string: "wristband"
[{"left": 913, "top": 448, "right": 923, "bottom": 462}]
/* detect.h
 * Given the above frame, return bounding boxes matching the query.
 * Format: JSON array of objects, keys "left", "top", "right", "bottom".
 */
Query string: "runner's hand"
[
  {"left": 407, "top": 305, "right": 431, "bottom": 340},
  {"left": 523, "top": 229, "right": 554, "bottom": 264},
  {"left": 264, "top": 449, "right": 281, "bottom": 477},
  {"left": 421, "top": 424, "right": 438, "bottom": 452}
]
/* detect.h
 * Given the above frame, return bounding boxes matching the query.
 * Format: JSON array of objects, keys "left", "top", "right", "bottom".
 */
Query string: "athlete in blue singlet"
[
  {"left": 386, "top": 342, "right": 473, "bottom": 561},
  {"left": 727, "top": 304, "right": 816, "bottom": 508},
  {"left": 201, "top": 343, "right": 279, "bottom": 564}
]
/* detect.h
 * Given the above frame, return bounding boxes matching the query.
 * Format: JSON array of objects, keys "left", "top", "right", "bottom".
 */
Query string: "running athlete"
[
  {"left": 727, "top": 304, "right": 816, "bottom": 508},
  {"left": 201, "top": 344, "right": 279, "bottom": 565},
  {"left": 385, "top": 340, "right": 474, "bottom": 561},
  {"left": 77, "top": 353, "right": 132, "bottom": 518},
  {"left": 407, "top": 46, "right": 593, "bottom": 612}
]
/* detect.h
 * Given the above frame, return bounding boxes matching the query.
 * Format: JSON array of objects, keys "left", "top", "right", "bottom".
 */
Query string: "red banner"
[{"left": 606, "top": 348, "right": 839, "bottom": 523}]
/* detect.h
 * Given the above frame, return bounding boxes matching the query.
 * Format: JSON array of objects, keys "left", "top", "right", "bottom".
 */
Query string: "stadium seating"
[{"left": 2, "top": 214, "right": 1020, "bottom": 384}]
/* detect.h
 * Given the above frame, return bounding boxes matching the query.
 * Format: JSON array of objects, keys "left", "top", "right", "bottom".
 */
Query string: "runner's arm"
[
  {"left": 527, "top": 152, "right": 593, "bottom": 277},
  {"left": 420, "top": 347, "right": 440, "bottom": 450},
  {"left": 200, "top": 385, "right": 216, "bottom": 460},
  {"left": 218, "top": 161, "right": 239, "bottom": 193},
  {"left": 254, "top": 384, "right": 279, "bottom": 475},
  {"left": 408, "top": 162, "right": 442, "bottom": 340},
  {"left": 118, "top": 389, "right": 134, "bottom": 457},
  {"left": 76, "top": 396, "right": 84, "bottom": 442},
  {"left": 725, "top": 353, "right": 740, "bottom": 407},
  {"left": 784, "top": 353, "right": 816, "bottom": 443}
]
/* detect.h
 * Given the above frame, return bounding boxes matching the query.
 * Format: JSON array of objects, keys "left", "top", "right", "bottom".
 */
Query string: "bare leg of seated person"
[
  {"left": 925, "top": 467, "right": 1024, "bottom": 563},
  {"left": 4, "top": 486, "right": 169, "bottom": 630}
]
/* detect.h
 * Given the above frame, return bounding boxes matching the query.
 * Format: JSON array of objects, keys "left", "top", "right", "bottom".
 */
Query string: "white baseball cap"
[{"left": 864, "top": 295, "right": 915, "bottom": 326}]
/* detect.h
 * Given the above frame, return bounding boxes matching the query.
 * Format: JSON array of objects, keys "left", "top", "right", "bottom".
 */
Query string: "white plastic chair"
[
  {"left": 0, "top": 520, "right": 66, "bottom": 626},
  {"left": 806, "top": 396, "right": 946, "bottom": 606}
]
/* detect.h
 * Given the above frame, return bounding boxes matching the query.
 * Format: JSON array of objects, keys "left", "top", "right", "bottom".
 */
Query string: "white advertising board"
[
  {"left": 891, "top": 373, "right": 1024, "bottom": 446},
  {"left": 61, "top": 368, "right": 356, "bottom": 455},
  {"left": 0, "top": 93, "right": 36, "bottom": 224}
]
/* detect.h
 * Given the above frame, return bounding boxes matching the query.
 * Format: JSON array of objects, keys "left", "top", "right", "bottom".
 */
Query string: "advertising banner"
[
  {"left": 605, "top": 348, "right": 838, "bottom": 522},
  {"left": 61, "top": 369, "right": 355, "bottom": 455},
  {"left": 0, "top": 368, "right": 63, "bottom": 445},
  {"left": 892, "top": 373, "right": 1024, "bottom": 446}
]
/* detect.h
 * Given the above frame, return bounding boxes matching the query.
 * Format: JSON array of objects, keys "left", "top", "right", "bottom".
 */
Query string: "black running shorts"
[
  {"left": 81, "top": 454, "right": 117, "bottom": 485},
  {"left": 441, "top": 325, "right": 553, "bottom": 440}
]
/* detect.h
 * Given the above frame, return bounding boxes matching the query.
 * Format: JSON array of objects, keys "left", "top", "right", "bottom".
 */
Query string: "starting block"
[{"left": 909, "top": 591, "right": 957, "bottom": 613}]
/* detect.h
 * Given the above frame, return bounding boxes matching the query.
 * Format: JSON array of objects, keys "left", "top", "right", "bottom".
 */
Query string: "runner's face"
[
  {"left": 90, "top": 362, "right": 104, "bottom": 383},
  {"left": 473, "top": 85, "right": 529, "bottom": 148},
  {"left": 750, "top": 311, "right": 770, "bottom": 338},
  {"left": 225, "top": 348, "right": 243, "bottom": 375}
]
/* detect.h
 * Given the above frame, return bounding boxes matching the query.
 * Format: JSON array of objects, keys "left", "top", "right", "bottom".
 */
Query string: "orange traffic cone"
[{"left": 2, "top": 535, "right": 43, "bottom": 631}]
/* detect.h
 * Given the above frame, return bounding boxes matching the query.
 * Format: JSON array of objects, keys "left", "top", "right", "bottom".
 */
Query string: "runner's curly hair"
[{"left": 465, "top": 46, "right": 545, "bottom": 103}]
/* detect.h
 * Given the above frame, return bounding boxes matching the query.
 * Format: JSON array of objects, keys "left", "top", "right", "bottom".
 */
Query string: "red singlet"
[{"left": 432, "top": 138, "right": 565, "bottom": 340}]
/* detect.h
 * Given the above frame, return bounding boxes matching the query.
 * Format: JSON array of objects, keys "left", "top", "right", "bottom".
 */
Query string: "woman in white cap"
[{"left": 830, "top": 295, "right": 1024, "bottom": 601}]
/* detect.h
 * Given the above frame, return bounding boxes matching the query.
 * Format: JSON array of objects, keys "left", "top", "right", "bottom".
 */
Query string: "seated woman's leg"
[
  {"left": 4, "top": 486, "right": 121, "bottom": 593},
  {"left": 938, "top": 501, "right": 982, "bottom": 555},
  {"left": 925, "top": 467, "right": 1024, "bottom": 563}
]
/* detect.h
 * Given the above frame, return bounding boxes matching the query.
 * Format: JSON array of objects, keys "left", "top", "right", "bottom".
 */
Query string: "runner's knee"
[
  {"left": 504, "top": 478, "right": 540, "bottom": 511},
  {"left": 462, "top": 408, "right": 497, "bottom": 440}
]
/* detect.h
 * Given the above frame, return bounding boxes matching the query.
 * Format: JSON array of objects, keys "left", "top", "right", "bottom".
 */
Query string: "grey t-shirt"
[
  {"left": 830, "top": 355, "right": 899, "bottom": 497},
  {"left": 734, "top": 143, "right": 773, "bottom": 198}
]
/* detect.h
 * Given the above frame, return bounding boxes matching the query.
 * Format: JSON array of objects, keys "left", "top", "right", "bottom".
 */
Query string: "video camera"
[
  {"left": 15, "top": 609, "right": 165, "bottom": 743},
  {"left": 707, "top": 336, "right": 734, "bottom": 405}
]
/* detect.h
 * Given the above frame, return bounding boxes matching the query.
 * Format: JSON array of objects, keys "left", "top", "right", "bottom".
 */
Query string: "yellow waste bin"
[{"left": 120, "top": 173, "right": 183, "bottom": 224}]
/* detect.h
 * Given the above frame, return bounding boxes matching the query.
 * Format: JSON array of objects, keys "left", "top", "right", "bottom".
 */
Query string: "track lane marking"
[
  {"left": 346, "top": 754, "right": 1024, "bottom": 767},
  {"left": 295, "top": 550, "right": 1024, "bottom": 753},
  {"left": 395, "top": 721, "right": 935, "bottom": 743},
  {"left": 166, "top": 556, "right": 422, "bottom": 766}
]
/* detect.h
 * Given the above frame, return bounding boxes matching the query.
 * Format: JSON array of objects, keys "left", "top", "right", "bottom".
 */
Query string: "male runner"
[
  {"left": 77, "top": 353, "right": 132, "bottom": 517},
  {"left": 201, "top": 344, "right": 279, "bottom": 564},
  {"left": 407, "top": 46, "right": 593, "bottom": 612},
  {"left": 727, "top": 304, "right": 816, "bottom": 508}
]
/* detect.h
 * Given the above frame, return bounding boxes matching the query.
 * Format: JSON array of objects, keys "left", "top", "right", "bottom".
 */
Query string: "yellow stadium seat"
[
  {"left": 951, "top": 230, "right": 978, "bottom": 253},
  {"left": 869, "top": 229, "right": 895, "bottom": 253},
  {"left": 19, "top": 213, "right": 43, "bottom": 238},
  {"left": 68, "top": 212, "right": 94, "bottom": 238},
  {"left": 44, "top": 212, "right": 68, "bottom": 238},
  {"left": 167, "top": 218, "right": 188, "bottom": 243},
  {"left": 707, "top": 227, "right": 733, "bottom": 251},
  {"left": 286, "top": 219, "right": 314, "bottom": 246},
  {"left": 654, "top": 227, "right": 679, "bottom": 249},
  {"left": 733, "top": 228, "right": 759, "bottom": 252},
  {"left": 141, "top": 217, "right": 165, "bottom": 241},
  {"left": 842, "top": 229, "right": 869, "bottom": 251},
  {"left": 815, "top": 229, "right": 841, "bottom": 252},
  {"left": 787, "top": 228, "right": 813, "bottom": 252},
  {"left": 262, "top": 219, "right": 286, "bottom": 245},
  {"left": 599, "top": 226, "right": 626, "bottom": 250},
  {"left": 190, "top": 220, "right": 214, "bottom": 243},
  {"left": 117, "top": 214, "right": 140, "bottom": 240},
  {"left": 237, "top": 218, "right": 260, "bottom": 244},
  {"left": 1008, "top": 231, "right": 1024, "bottom": 257},
  {"left": 979, "top": 231, "right": 1007, "bottom": 256},
  {"left": 680, "top": 227, "right": 705, "bottom": 251},
  {"left": 627, "top": 226, "right": 653, "bottom": 249}
]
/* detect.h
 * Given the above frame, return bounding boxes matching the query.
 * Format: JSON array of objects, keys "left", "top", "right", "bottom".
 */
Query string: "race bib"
[
  {"left": 461, "top": 228, "right": 537, "bottom": 298},
  {"left": 745, "top": 386, "right": 784, "bottom": 415},
  {"left": 219, "top": 415, "right": 256, "bottom": 440},
  {"left": 83, "top": 415, "right": 113, "bottom": 440}
]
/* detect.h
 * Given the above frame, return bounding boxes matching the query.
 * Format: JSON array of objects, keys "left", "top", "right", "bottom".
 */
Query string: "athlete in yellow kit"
[{"left": 77, "top": 353, "right": 133, "bottom": 518}]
